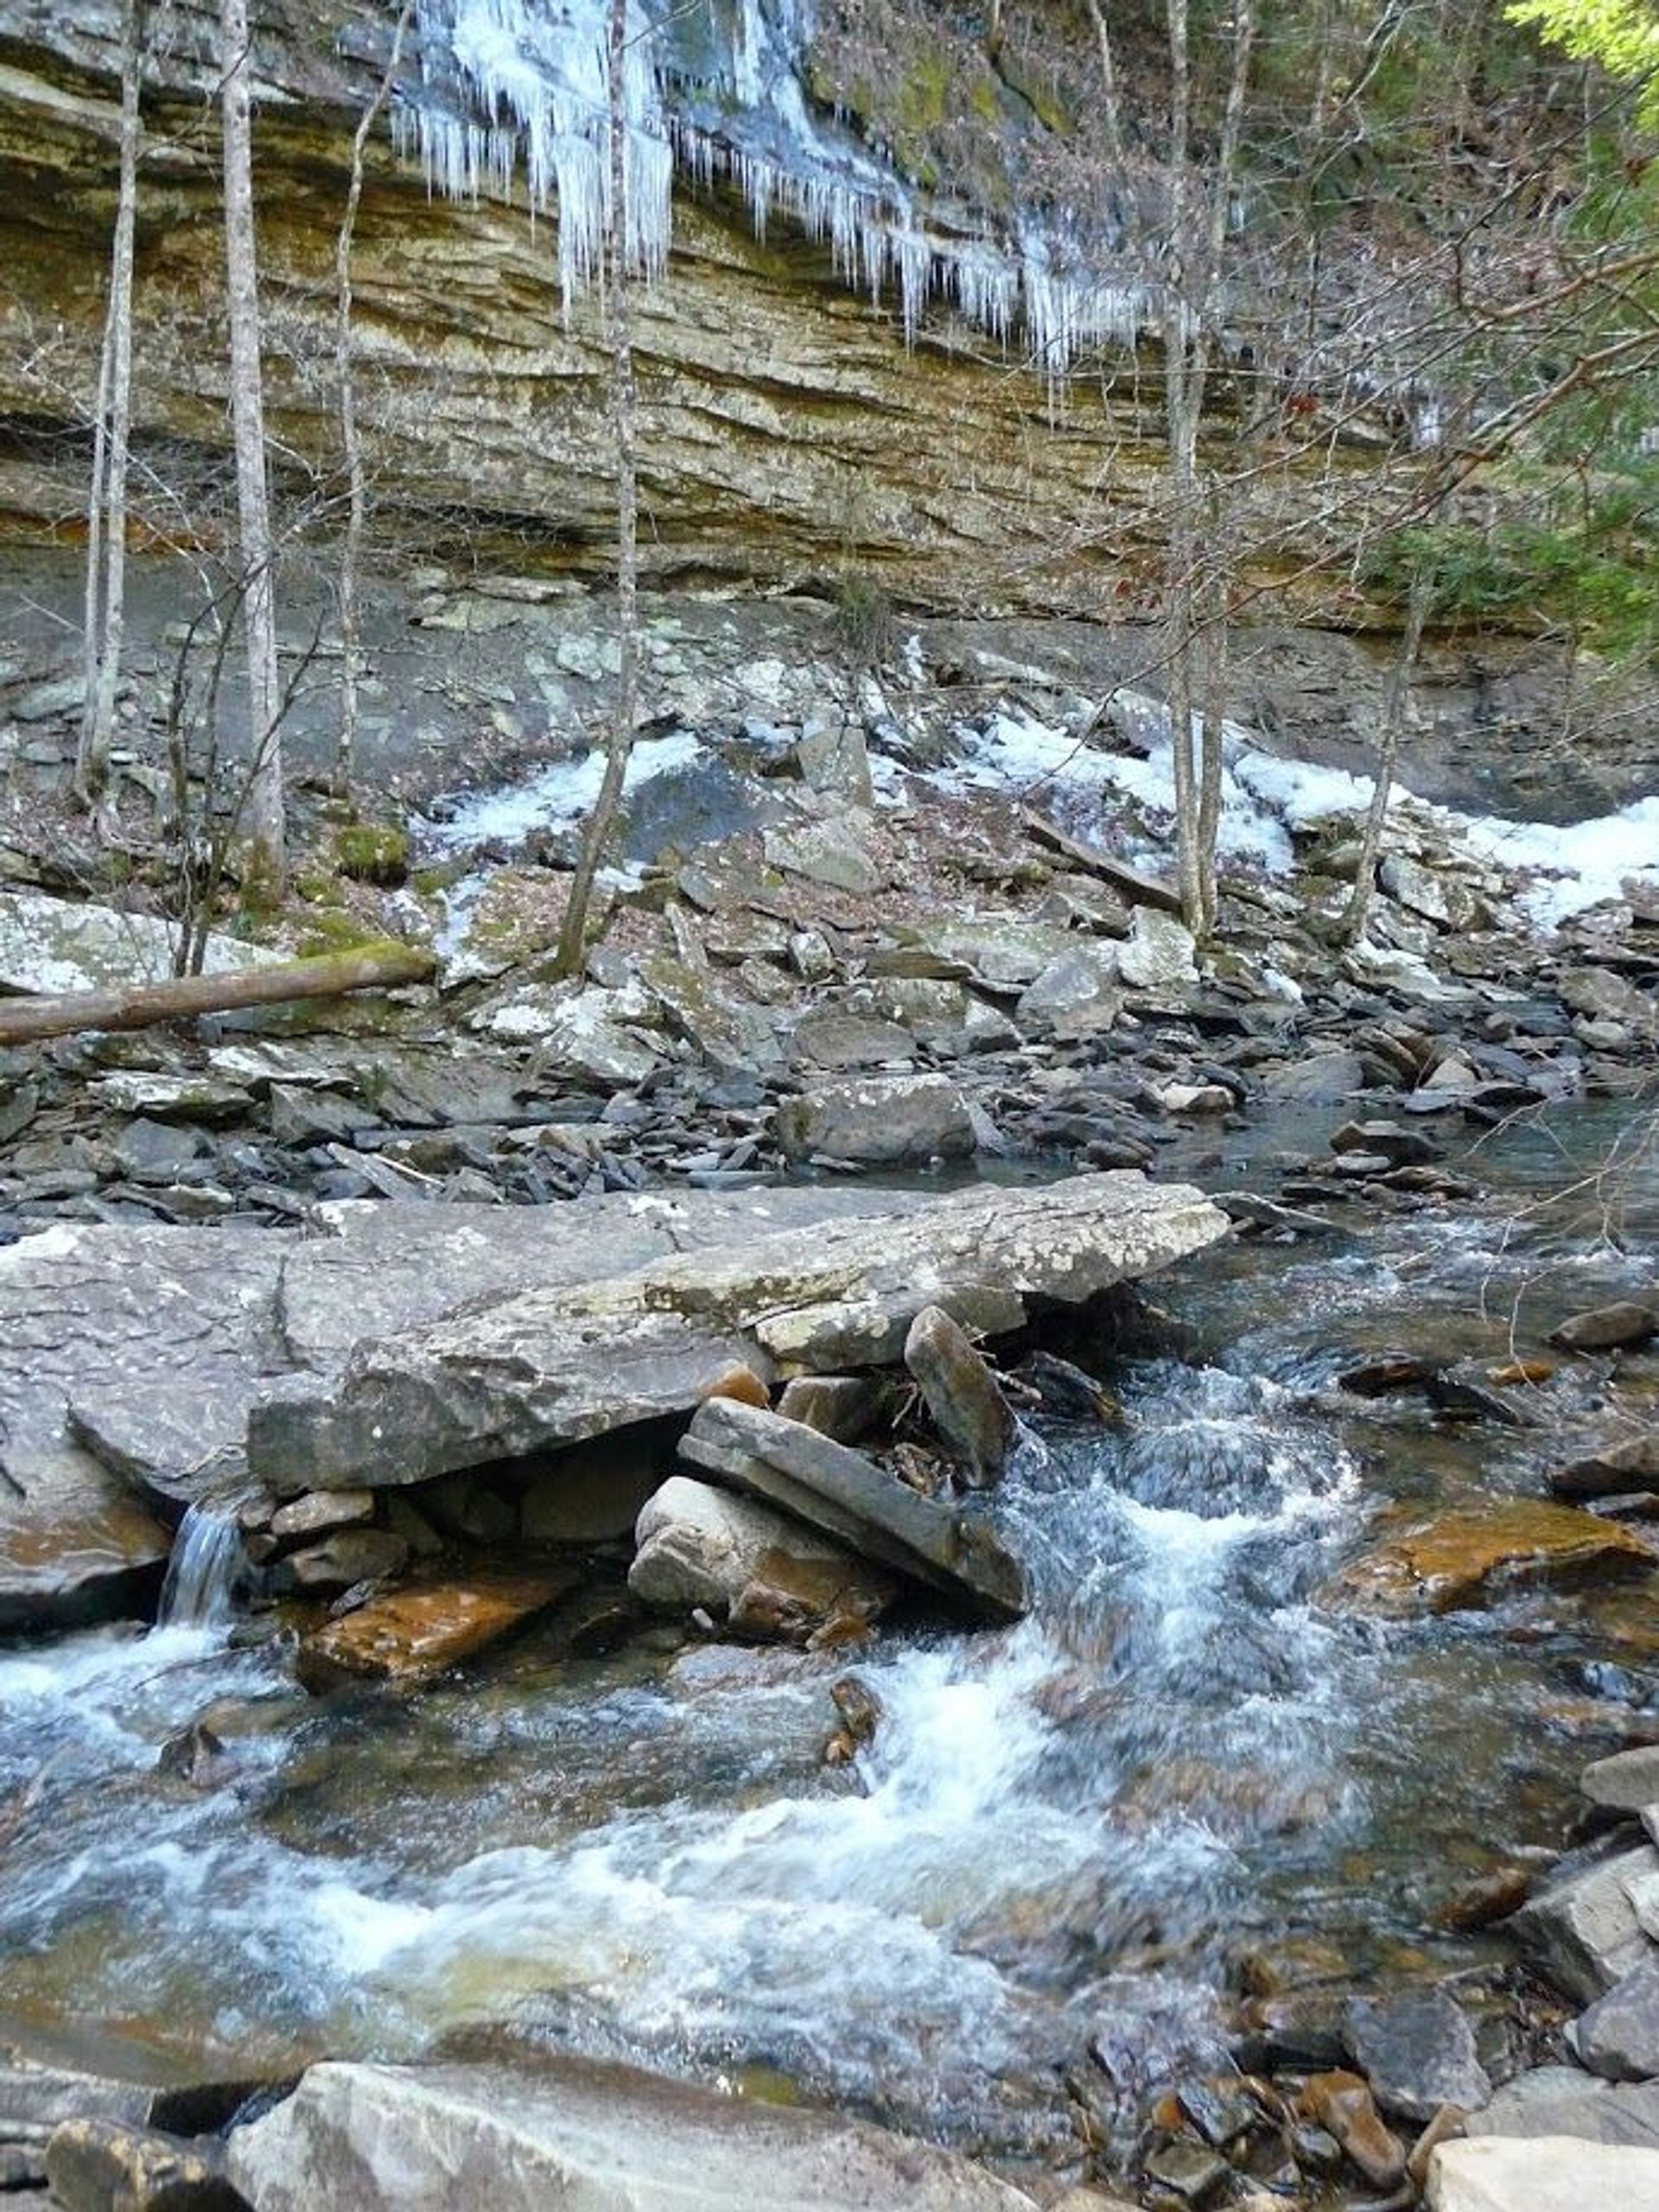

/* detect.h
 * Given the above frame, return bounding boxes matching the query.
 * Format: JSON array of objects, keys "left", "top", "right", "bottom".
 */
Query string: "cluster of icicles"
[{"left": 392, "top": 0, "right": 1153, "bottom": 378}]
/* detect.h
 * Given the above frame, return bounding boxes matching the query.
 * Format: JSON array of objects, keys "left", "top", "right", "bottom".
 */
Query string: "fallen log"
[
  {"left": 0, "top": 939, "right": 436, "bottom": 1047},
  {"left": 1022, "top": 809, "right": 1183, "bottom": 915}
]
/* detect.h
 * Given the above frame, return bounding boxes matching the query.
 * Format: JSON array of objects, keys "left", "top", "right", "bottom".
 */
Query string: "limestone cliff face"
[{"left": 0, "top": 2, "right": 1390, "bottom": 620}]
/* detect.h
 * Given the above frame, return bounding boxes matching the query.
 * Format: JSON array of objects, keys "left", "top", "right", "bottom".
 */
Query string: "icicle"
[{"left": 397, "top": 0, "right": 1154, "bottom": 386}]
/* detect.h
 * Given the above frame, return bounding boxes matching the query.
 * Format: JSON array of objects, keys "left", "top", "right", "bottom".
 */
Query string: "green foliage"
[
  {"left": 1508, "top": 0, "right": 1659, "bottom": 122},
  {"left": 1365, "top": 420, "right": 1659, "bottom": 655}
]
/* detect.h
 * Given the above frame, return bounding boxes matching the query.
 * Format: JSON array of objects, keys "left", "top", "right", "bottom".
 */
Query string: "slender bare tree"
[
  {"left": 77, "top": 0, "right": 147, "bottom": 813},
  {"left": 557, "top": 0, "right": 643, "bottom": 976},
  {"left": 1162, "top": 0, "right": 1255, "bottom": 941},
  {"left": 219, "top": 0, "right": 284, "bottom": 896},
  {"left": 333, "top": 0, "right": 412, "bottom": 798}
]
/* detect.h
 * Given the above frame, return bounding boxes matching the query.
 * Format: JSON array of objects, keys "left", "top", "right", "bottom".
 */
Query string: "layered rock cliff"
[{"left": 0, "top": 0, "right": 1399, "bottom": 620}]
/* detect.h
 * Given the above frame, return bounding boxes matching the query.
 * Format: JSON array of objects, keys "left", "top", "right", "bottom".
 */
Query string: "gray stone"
[
  {"left": 1014, "top": 946, "right": 1122, "bottom": 1039},
  {"left": 1582, "top": 1745, "right": 1659, "bottom": 1813},
  {"left": 1261, "top": 1051, "right": 1368, "bottom": 1103},
  {"left": 1427, "top": 2134, "right": 1659, "bottom": 2210},
  {"left": 226, "top": 2057, "right": 1034, "bottom": 2211},
  {"left": 904, "top": 1304, "right": 1017, "bottom": 1487},
  {"left": 512, "top": 988, "right": 663, "bottom": 1085},
  {"left": 1550, "top": 1435, "right": 1659, "bottom": 1500},
  {"left": 1344, "top": 942, "right": 1468, "bottom": 1004},
  {"left": 0, "top": 1223, "right": 285, "bottom": 1624},
  {"left": 0, "top": 890, "right": 283, "bottom": 997},
  {"left": 679, "top": 1395, "right": 1027, "bottom": 1619},
  {"left": 763, "top": 816, "right": 881, "bottom": 894},
  {"left": 1550, "top": 1303, "right": 1658, "bottom": 1353},
  {"left": 1574, "top": 1957, "right": 1659, "bottom": 2082},
  {"left": 88, "top": 1073, "right": 253, "bottom": 1125},
  {"left": 1466, "top": 2066, "right": 1659, "bottom": 2148},
  {"left": 1378, "top": 851, "right": 1475, "bottom": 928},
  {"left": 897, "top": 917, "right": 1075, "bottom": 990},
  {"left": 774, "top": 1073, "right": 974, "bottom": 1165},
  {"left": 795, "top": 714, "right": 873, "bottom": 804},
  {"left": 1344, "top": 1988, "right": 1491, "bottom": 2120},
  {"left": 1508, "top": 1840, "right": 1659, "bottom": 2005},
  {"left": 790, "top": 1011, "right": 918, "bottom": 1070},
  {"left": 637, "top": 954, "right": 785, "bottom": 1075},
  {"left": 628, "top": 1473, "right": 893, "bottom": 1634},
  {"left": 1116, "top": 908, "right": 1198, "bottom": 993},
  {"left": 251, "top": 1176, "right": 1227, "bottom": 1502},
  {"left": 276, "top": 1529, "right": 410, "bottom": 1592},
  {"left": 269, "top": 1490, "right": 377, "bottom": 1541},
  {"left": 1560, "top": 969, "right": 1656, "bottom": 1029}
]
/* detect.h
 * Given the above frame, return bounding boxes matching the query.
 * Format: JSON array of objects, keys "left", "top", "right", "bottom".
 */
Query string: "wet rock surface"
[{"left": 225, "top": 2057, "right": 1037, "bottom": 2211}]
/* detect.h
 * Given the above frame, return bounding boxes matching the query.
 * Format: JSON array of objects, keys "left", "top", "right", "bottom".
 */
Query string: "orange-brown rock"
[
  {"left": 1331, "top": 1500, "right": 1656, "bottom": 1617},
  {"left": 1295, "top": 2070, "right": 1406, "bottom": 2190},
  {"left": 295, "top": 1570, "right": 580, "bottom": 1694}
]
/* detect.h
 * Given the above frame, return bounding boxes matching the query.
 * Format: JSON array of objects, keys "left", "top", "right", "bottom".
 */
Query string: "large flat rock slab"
[
  {"left": 3, "top": 1191, "right": 945, "bottom": 1628},
  {"left": 0, "top": 1223, "right": 288, "bottom": 1629},
  {"left": 0, "top": 890, "right": 284, "bottom": 996},
  {"left": 246, "top": 1173, "right": 1228, "bottom": 1493},
  {"left": 276, "top": 1187, "right": 936, "bottom": 1370},
  {"left": 226, "top": 2056, "right": 1036, "bottom": 2210}
]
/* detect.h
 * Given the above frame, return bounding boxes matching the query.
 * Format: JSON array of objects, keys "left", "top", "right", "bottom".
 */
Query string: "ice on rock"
[{"left": 397, "top": 0, "right": 1151, "bottom": 373}]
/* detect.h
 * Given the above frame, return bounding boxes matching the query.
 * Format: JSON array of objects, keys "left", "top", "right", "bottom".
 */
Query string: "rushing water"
[
  {"left": 157, "top": 1504, "right": 251, "bottom": 1631},
  {"left": 0, "top": 1103, "right": 1655, "bottom": 2163}
]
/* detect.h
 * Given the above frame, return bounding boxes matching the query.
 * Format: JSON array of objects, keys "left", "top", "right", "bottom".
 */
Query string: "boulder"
[
  {"left": 225, "top": 2057, "right": 1035, "bottom": 2210},
  {"left": 274, "top": 1529, "right": 410, "bottom": 1592},
  {"left": 903, "top": 1305, "right": 1017, "bottom": 1487},
  {"left": 628, "top": 1473, "right": 894, "bottom": 1637},
  {"left": 1116, "top": 908, "right": 1198, "bottom": 994},
  {"left": 1332, "top": 1501, "right": 1655, "bottom": 1617},
  {"left": 0, "top": 889, "right": 283, "bottom": 996},
  {"left": 1427, "top": 2134, "right": 1659, "bottom": 2211},
  {"left": 1466, "top": 2066, "right": 1659, "bottom": 2147},
  {"left": 1262, "top": 1051, "right": 1368, "bottom": 1103},
  {"left": 1550, "top": 1304, "right": 1658, "bottom": 1354},
  {"left": 295, "top": 1570, "right": 582, "bottom": 1693},
  {"left": 248, "top": 1175, "right": 1228, "bottom": 1497},
  {"left": 678, "top": 1396, "right": 1027, "bottom": 1618},
  {"left": 774, "top": 1073, "right": 975, "bottom": 1165},
  {"left": 1582, "top": 1745, "right": 1659, "bottom": 1815},
  {"left": 0, "top": 1223, "right": 287, "bottom": 1627},
  {"left": 762, "top": 816, "right": 881, "bottom": 894},
  {"left": 44, "top": 2117, "right": 243, "bottom": 2212},
  {"left": 1014, "top": 947, "right": 1122, "bottom": 1039},
  {"left": 1573, "top": 1957, "right": 1659, "bottom": 2082},
  {"left": 1344, "top": 1989, "right": 1491, "bottom": 2121},
  {"left": 1507, "top": 1840, "right": 1659, "bottom": 2005},
  {"left": 1552, "top": 1435, "right": 1659, "bottom": 1499}
]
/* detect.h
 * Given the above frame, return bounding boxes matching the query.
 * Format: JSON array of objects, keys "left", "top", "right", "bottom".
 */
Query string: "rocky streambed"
[{"left": 1, "top": 591, "right": 1658, "bottom": 2208}]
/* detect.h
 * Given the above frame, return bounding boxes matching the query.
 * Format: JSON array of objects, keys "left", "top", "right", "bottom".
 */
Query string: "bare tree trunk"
[
  {"left": 1162, "top": 0, "right": 1254, "bottom": 943},
  {"left": 77, "top": 0, "right": 145, "bottom": 812},
  {"left": 334, "top": 1, "right": 411, "bottom": 798},
  {"left": 557, "top": 0, "right": 642, "bottom": 976},
  {"left": 1196, "top": 587, "right": 1229, "bottom": 939},
  {"left": 1342, "top": 565, "right": 1431, "bottom": 944},
  {"left": 1084, "top": 0, "right": 1123, "bottom": 158},
  {"left": 219, "top": 0, "right": 284, "bottom": 899}
]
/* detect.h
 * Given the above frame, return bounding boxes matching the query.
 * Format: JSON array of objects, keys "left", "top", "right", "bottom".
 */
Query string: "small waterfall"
[{"left": 157, "top": 1503, "right": 248, "bottom": 1630}]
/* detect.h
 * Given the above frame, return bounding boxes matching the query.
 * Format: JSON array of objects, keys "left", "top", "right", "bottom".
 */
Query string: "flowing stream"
[{"left": 1, "top": 1103, "right": 1655, "bottom": 2164}]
